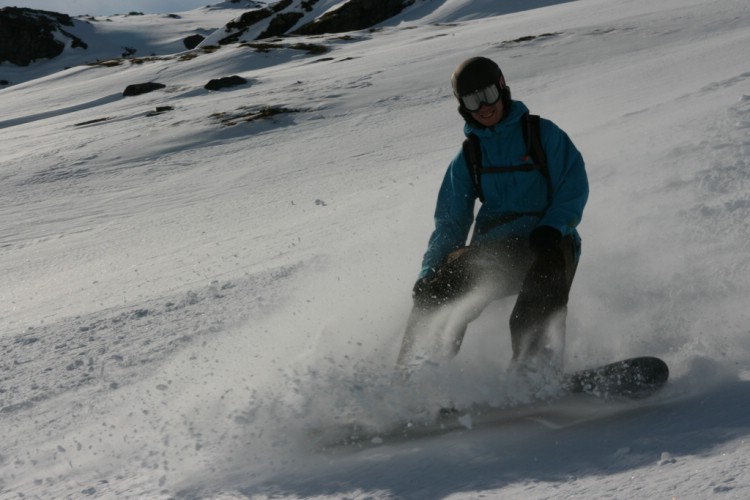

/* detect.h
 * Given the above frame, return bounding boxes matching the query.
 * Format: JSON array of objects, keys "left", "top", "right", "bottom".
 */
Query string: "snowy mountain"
[
  {"left": 1, "top": 0, "right": 749, "bottom": 498},
  {"left": 0, "top": 0, "right": 431, "bottom": 86}
]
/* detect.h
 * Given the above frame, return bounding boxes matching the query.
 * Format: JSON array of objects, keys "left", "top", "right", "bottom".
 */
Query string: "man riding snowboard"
[{"left": 397, "top": 56, "right": 589, "bottom": 379}]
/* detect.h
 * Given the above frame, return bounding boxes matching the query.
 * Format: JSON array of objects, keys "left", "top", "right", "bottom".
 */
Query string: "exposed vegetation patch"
[
  {"left": 128, "top": 55, "right": 171, "bottom": 65},
  {"left": 74, "top": 117, "right": 111, "bottom": 127},
  {"left": 87, "top": 59, "right": 123, "bottom": 67},
  {"left": 290, "top": 42, "right": 328, "bottom": 54},
  {"left": 146, "top": 106, "right": 174, "bottom": 117},
  {"left": 496, "top": 32, "right": 562, "bottom": 47},
  {"left": 239, "top": 41, "right": 328, "bottom": 55},
  {"left": 211, "top": 105, "right": 301, "bottom": 127},
  {"left": 88, "top": 45, "right": 220, "bottom": 68}
]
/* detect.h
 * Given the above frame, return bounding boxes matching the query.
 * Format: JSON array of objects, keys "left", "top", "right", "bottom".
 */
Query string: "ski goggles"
[{"left": 460, "top": 83, "right": 501, "bottom": 112}]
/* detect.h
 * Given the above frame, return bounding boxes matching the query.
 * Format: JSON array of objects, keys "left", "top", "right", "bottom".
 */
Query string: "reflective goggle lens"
[{"left": 460, "top": 84, "right": 501, "bottom": 112}]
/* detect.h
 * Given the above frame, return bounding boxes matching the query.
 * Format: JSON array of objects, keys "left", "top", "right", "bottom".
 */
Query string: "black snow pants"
[{"left": 397, "top": 235, "right": 578, "bottom": 372}]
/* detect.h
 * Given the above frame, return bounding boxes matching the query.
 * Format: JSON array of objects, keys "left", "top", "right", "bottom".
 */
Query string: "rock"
[
  {"left": 204, "top": 76, "right": 248, "bottom": 91},
  {"left": 217, "top": 0, "right": 415, "bottom": 43},
  {"left": 183, "top": 34, "right": 205, "bottom": 50},
  {"left": 122, "top": 82, "right": 166, "bottom": 97},
  {"left": 146, "top": 106, "right": 175, "bottom": 117},
  {"left": 293, "top": 0, "right": 415, "bottom": 36},
  {"left": 258, "top": 11, "right": 304, "bottom": 39},
  {"left": 218, "top": 1, "right": 289, "bottom": 45},
  {"left": 2, "top": 1, "right": 418, "bottom": 68},
  {"left": 0, "top": 7, "right": 87, "bottom": 66}
]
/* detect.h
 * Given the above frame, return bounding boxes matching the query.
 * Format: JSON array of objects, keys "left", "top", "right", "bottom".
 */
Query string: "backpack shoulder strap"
[
  {"left": 463, "top": 114, "right": 549, "bottom": 205},
  {"left": 521, "top": 113, "right": 549, "bottom": 179},
  {"left": 462, "top": 133, "right": 485, "bottom": 202}
]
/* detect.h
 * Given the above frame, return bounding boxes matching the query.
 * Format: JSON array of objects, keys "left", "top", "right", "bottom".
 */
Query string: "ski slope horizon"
[
  {"left": 1, "top": 0, "right": 750, "bottom": 498},
  {"left": 0, "top": 0, "right": 244, "bottom": 16},
  {"left": 0, "top": 0, "right": 227, "bottom": 17}
]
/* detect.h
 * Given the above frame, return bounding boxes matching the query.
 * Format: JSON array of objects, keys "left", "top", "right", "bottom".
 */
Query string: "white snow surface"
[{"left": 1, "top": 0, "right": 750, "bottom": 498}]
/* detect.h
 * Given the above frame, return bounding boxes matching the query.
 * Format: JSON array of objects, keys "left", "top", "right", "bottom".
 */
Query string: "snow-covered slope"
[{"left": 1, "top": 0, "right": 749, "bottom": 498}]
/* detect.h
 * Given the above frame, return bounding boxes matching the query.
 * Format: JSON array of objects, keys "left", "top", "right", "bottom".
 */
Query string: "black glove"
[
  {"left": 410, "top": 276, "right": 433, "bottom": 309},
  {"left": 412, "top": 275, "right": 436, "bottom": 298},
  {"left": 529, "top": 225, "right": 562, "bottom": 254}
]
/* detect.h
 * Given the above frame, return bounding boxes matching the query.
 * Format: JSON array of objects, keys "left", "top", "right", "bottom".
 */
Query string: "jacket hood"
[{"left": 464, "top": 100, "right": 530, "bottom": 138}]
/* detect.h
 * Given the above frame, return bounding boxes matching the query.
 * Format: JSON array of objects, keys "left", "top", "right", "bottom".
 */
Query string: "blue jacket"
[{"left": 419, "top": 100, "right": 589, "bottom": 279}]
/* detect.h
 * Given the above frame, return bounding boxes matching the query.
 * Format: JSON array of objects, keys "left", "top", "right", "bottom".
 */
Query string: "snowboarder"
[{"left": 397, "top": 56, "right": 589, "bottom": 378}]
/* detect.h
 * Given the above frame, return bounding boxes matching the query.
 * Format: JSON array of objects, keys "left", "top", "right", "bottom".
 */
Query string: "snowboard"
[
  {"left": 563, "top": 356, "right": 669, "bottom": 399},
  {"left": 429, "top": 356, "right": 670, "bottom": 434},
  {"left": 311, "top": 356, "right": 669, "bottom": 447}
]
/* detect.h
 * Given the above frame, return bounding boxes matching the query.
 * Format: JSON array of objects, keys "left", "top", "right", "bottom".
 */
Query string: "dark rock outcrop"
[
  {"left": 258, "top": 11, "right": 304, "bottom": 39},
  {"left": 183, "top": 34, "right": 205, "bottom": 50},
  {"left": 146, "top": 106, "right": 175, "bottom": 116},
  {"left": 218, "top": 0, "right": 415, "bottom": 43},
  {"left": 293, "top": 0, "right": 415, "bottom": 36},
  {"left": 0, "top": 7, "right": 88, "bottom": 66},
  {"left": 2, "top": 0, "right": 418, "bottom": 69},
  {"left": 219, "top": 0, "right": 292, "bottom": 44},
  {"left": 204, "top": 75, "right": 247, "bottom": 91},
  {"left": 122, "top": 82, "right": 166, "bottom": 97}
]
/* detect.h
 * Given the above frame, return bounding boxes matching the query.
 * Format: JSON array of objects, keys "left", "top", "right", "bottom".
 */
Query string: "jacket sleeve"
[
  {"left": 418, "top": 151, "right": 477, "bottom": 279},
  {"left": 537, "top": 119, "right": 589, "bottom": 236}
]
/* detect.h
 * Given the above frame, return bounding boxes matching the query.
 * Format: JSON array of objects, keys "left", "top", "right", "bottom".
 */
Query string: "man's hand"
[{"left": 529, "top": 225, "right": 562, "bottom": 253}]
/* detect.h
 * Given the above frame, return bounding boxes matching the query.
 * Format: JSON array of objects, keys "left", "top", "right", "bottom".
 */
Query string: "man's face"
[
  {"left": 470, "top": 98, "right": 504, "bottom": 127},
  {"left": 459, "top": 80, "right": 505, "bottom": 127}
]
